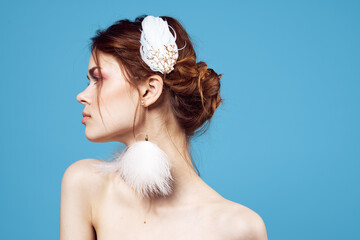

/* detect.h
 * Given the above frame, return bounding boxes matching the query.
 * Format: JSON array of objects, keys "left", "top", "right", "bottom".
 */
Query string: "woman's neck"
[{"left": 122, "top": 104, "right": 211, "bottom": 213}]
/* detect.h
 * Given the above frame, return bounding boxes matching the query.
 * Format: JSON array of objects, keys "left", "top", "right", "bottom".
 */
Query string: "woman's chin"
[
  {"left": 84, "top": 130, "right": 108, "bottom": 143},
  {"left": 84, "top": 126, "right": 131, "bottom": 143}
]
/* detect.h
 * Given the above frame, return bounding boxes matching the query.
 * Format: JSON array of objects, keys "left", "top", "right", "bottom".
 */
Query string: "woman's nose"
[{"left": 76, "top": 90, "right": 88, "bottom": 105}]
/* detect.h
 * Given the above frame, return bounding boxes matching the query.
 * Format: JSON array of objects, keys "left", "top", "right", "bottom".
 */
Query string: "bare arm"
[{"left": 60, "top": 159, "right": 96, "bottom": 240}]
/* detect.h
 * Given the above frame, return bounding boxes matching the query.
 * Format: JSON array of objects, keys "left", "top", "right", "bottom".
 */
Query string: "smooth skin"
[{"left": 60, "top": 52, "right": 268, "bottom": 240}]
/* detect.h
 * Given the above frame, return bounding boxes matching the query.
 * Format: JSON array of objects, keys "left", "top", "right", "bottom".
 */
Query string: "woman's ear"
[{"left": 139, "top": 75, "right": 164, "bottom": 107}]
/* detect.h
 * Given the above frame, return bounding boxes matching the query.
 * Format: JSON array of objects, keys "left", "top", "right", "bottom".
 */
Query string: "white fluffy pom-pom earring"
[
  {"left": 119, "top": 99, "right": 174, "bottom": 199},
  {"left": 118, "top": 139, "right": 174, "bottom": 199},
  {"left": 93, "top": 99, "right": 174, "bottom": 199}
]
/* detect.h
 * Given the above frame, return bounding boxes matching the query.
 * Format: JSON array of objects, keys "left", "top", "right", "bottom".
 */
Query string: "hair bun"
[
  {"left": 196, "top": 61, "right": 223, "bottom": 120},
  {"left": 165, "top": 57, "right": 222, "bottom": 137}
]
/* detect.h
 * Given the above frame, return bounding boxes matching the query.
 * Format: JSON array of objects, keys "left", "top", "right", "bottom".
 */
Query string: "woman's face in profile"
[{"left": 76, "top": 52, "right": 141, "bottom": 143}]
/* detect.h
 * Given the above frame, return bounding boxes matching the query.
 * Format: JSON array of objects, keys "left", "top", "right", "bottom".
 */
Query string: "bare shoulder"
[
  {"left": 62, "top": 159, "right": 102, "bottom": 185},
  {"left": 208, "top": 198, "right": 268, "bottom": 240},
  {"left": 62, "top": 158, "right": 108, "bottom": 194},
  {"left": 60, "top": 158, "right": 105, "bottom": 239},
  {"left": 61, "top": 158, "right": 111, "bottom": 210},
  {"left": 63, "top": 158, "right": 99, "bottom": 173}
]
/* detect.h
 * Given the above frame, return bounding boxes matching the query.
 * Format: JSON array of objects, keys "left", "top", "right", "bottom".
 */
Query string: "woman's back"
[{"left": 61, "top": 159, "right": 267, "bottom": 240}]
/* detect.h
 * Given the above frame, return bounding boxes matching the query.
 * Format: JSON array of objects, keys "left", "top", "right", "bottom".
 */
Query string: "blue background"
[{"left": 1, "top": 0, "right": 359, "bottom": 239}]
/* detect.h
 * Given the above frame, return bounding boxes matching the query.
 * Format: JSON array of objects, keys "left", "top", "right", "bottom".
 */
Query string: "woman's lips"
[{"left": 81, "top": 116, "right": 90, "bottom": 124}]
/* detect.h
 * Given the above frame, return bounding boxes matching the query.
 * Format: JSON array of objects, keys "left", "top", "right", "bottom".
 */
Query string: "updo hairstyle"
[{"left": 89, "top": 15, "right": 223, "bottom": 140}]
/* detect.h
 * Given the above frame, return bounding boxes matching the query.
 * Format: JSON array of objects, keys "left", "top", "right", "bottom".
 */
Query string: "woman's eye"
[
  {"left": 87, "top": 77, "right": 102, "bottom": 86},
  {"left": 93, "top": 76, "right": 103, "bottom": 84}
]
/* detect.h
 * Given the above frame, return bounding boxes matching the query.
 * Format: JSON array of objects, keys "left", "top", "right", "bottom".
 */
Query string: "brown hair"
[{"left": 89, "top": 15, "right": 223, "bottom": 176}]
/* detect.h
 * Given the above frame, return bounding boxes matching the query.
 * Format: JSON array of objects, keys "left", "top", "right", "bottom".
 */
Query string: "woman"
[{"left": 60, "top": 15, "right": 268, "bottom": 240}]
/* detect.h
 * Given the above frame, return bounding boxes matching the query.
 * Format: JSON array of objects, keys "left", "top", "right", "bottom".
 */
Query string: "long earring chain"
[
  {"left": 142, "top": 99, "right": 149, "bottom": 142},
  {"left": 141, "top": 98, "right": 149, "bottom": 224}
]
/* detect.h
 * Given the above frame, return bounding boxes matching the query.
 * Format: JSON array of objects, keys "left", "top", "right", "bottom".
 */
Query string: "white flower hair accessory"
[{"left": 139, "top": 15, "right": 179, "bottom": 74}]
